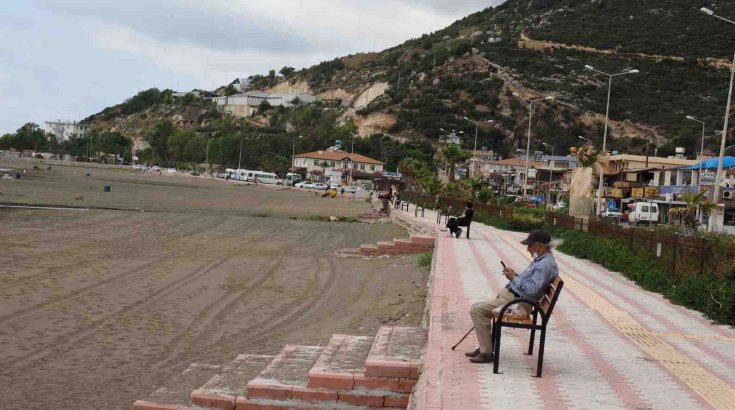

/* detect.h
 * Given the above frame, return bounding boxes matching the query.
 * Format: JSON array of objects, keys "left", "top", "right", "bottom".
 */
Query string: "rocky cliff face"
[{"left": 85, "top": 0, "right": 735, "bottom": 158}]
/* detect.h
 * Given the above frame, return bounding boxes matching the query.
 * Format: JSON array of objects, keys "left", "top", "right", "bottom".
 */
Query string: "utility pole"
[
  {"left": 350, "top": 135, "right": 355, "bottom": 186},
  {"left": 238, "top": 138, "right": 244, "bottom": 170},
  {"left": 396, "top": 72, "right": 401, "bottom": 92},
  {"left": 205, "top": 138, "right": 213, "bottom": 174}
]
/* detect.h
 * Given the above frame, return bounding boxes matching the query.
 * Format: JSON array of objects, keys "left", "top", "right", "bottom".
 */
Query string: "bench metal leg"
[
  {"left": 492, "top": 322, "right": 502, "bottom": 374},
  {"left": 527, "top": 314, "right": 538, "bottom": 355},
  {"left": 536, "top": 327, "right": 547, "bottom": 377},
  {"left": 466, "top": 224, "right": 471, "bottom": 239},
  {"left": 528, "top": 328, "right": 536, "bottom": 356}
]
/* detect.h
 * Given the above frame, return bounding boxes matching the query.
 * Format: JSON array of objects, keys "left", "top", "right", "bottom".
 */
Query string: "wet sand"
[{"left": 0, "top": 160, "right": 429, "bottom": 409}]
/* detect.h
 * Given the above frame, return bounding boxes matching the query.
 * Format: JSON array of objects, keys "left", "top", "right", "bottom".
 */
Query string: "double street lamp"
[
  {"left": 685, "top": 115, "right": 706, "bottom": 190},
  {"left": 583, "top": 64, "right": 639, "bottom": 216},
  {"left": 462, "top": 116, "right": 494, "bottom": 178},
  {"left": 700, "top": 7, "right": 735, "bottom": 226},
  {"left": 513, "top": 93, "right": 554, "bottom": 198}
]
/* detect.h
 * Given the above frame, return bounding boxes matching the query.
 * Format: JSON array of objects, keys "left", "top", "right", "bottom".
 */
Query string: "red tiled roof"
[
  {"left": 295, "top": 150, "right": 384, "bottom": 165},
  {"left": 484, "top": 158, "right": 544, "bottom": 167}
]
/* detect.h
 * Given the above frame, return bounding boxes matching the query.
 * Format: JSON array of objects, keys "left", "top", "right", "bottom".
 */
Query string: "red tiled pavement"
[{"left": 393, "top": 205, "right": 735, "bottom": 410}]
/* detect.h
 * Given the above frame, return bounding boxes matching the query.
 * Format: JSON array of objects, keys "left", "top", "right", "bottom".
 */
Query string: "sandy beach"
[{"left": 0, "top": 160, "right": 428, "bottom": 409}]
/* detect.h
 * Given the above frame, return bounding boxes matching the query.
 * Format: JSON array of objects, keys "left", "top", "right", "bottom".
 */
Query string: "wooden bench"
[
  {"left": 436, "top": 207, "right": 452, "bottom": 224},
  {"left": 491, "top": 276, "right": 564, "bottom": 377}
]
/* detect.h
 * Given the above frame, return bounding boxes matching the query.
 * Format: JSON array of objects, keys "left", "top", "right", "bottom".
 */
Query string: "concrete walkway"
[{"left": 395, "top": 206, "right": 735, "bottom": 410}]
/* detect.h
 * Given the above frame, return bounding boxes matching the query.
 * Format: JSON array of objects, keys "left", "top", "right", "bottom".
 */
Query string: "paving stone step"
[
  {"left": 340, "top": 248, "right": 365, "bottom": 256},
  {"left": 190, "top": 354, "right": 274, "bottom": 409},
  {"left": 365, "top": 327, "right": 426, "bottom": 379},
  {"left": 308, "top": 334, "right": 374, "bottom": 390},
  {"left": 235, "top": 392, "right": 408, "bottom": 409},
  {"left": 246, "top": 345, "right": 324, "bottom": 401},
  {"left": 409, "top": 235, "right": 434, "bottom": 245},
  {"left": 133, "top": 363, "right": 221, "bottom": 410},
  {"left": 306, "top": 334, "right": 417, "bottom": 397}
]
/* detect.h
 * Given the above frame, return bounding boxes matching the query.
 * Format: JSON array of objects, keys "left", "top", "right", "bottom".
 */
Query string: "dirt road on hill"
[{"left": 0, "top": 161, "right": 429, "bottom": 409}]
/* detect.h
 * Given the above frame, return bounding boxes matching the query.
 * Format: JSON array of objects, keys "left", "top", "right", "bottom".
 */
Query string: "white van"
[
  {"left": 234, "top": 169, "right": 256, "bottom": 181},
  {"left": 627, "top": 202, "right": 659, "bottom": 224},
  {"left": 252, "top": 171, "right": 283, "bottom": 185},
  {"left": 224, "top": 168, "right": 237, "bottom": 179},
  {"left": 285, "top": 173, "right": 302, "bottom": 186}
]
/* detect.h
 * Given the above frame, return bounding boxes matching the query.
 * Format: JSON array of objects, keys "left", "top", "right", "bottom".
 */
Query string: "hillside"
[{"left": 81, "top": 0, "right": 735, "bottom": 168}]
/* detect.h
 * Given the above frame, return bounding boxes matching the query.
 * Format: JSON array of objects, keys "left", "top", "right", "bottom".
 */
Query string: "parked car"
[
  {"left": 311, "top": 183, "right": 328, "bottom": 190},
  {"left": 603, "top": 207, "right": 623, "bottom": 218},
  {"left": 295, "top": 182, "right": 314, "bottom": 189}
]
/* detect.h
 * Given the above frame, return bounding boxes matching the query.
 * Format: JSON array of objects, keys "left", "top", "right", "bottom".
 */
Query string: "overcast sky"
[{"left": 0, "top": 0, "right": 502, "bottom": 135}]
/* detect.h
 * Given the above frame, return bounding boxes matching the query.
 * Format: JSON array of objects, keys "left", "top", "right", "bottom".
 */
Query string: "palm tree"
[
  {"left": 575, "top": 144, "right": 604, "bottom": 168},
  {"left": 668, "top": 189, "right": 715, "bottom": 233},
  {"left": 442, "top": 145, "right": 469, "bottom": 182},
  {"left": 318, "top": 161, "right": 330, "bottom": 181},
  {"left": 398, "top": 157, "right": 425, "bottom": 190}
]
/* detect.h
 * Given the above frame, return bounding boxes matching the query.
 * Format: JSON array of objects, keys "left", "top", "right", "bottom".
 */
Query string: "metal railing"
[{"left": 401, "top": 191, "right": 733, "bottom": 279}]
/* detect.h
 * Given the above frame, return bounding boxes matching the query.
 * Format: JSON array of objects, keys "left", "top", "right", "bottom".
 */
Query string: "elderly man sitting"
[{"left": 466, "top": 230, "right": 559, "bottom": 363}]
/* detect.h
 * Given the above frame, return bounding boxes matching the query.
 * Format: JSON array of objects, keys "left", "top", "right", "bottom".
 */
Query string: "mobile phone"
[{"left": 500, "top": 261, "right": 507, "bottom": 270}]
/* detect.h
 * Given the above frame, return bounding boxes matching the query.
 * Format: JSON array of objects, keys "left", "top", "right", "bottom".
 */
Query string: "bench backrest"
[{"left": 539, "top": 276, "right": 564, "bottom": 320}]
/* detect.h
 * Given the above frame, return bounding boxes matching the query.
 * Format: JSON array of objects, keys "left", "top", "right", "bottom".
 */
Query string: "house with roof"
[
  {"left": 212, "top": 91, "right": 316, "bottom": 117},
  {"left": 293, "top": 150, "right": 384, "bottom": 181}
]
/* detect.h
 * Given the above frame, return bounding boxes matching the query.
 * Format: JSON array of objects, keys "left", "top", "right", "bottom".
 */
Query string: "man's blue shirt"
[{"left": 508, "top": 252, "right": 558, "bottom": 301}]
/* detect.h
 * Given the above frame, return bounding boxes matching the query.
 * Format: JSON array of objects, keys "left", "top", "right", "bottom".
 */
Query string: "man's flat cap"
[{"left": 520, "top": 230, "right": 551, "bottom": 245}]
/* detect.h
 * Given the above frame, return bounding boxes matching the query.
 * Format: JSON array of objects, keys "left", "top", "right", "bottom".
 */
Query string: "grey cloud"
[
  {"left": 392, "top": 0, "right": 504, "bottom": 14},
  {"left": 37, "top": 0, "right": 318, "bottom": 54}
]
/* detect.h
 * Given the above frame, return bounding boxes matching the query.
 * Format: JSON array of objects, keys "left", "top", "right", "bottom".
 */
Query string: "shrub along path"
[{"left": 395, "top": 206, "right": 735, "bottom": 410}]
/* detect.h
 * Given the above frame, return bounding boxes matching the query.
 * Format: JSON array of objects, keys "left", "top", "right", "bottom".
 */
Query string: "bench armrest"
[{"left": 496, "top": 297, "right": 546, "bottom": 323}]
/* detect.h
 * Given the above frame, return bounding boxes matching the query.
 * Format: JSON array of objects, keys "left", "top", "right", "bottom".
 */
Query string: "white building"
[
  {"left": 43, "top": 120, "right": 89, "bottom": 141},
  {"left": 293, "top": 150, "right": 384, "bottom": 180},
  {"left": 212, "top": 91, "right": 317, "bottom": 117}
]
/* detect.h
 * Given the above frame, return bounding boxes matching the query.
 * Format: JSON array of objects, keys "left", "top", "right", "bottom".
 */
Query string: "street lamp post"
[
  {"left": 542, "top": 142, "right": 555, "bottom": 184},
  {"left": 205, "top": 138, "right": 213, "bottom": 174},
  {"left": 238, "top": 137, "right": 244, "bottom": 170},
  {"left": 513, "top": 93, "right": 554, "bottom": 199},
  {"left": 584, "top": 64, "right": 639, "bottom": 217},
  {"left": 701, "top": 7, "right": 735, "bottom": 231},
  {"left": 291, "top": 135, "right": 302, "bottom": 176},
  {"left": 685, "top": 115, "right": 706, "bottom": 190},
  {"left": 463, "top": 117, "right": 494, "bottom": 178},
  {"left": 578, "top": 135, "right": 592, "bottom": 145}
]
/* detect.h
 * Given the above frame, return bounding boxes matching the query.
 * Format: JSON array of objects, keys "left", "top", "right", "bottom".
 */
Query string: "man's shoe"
[
  {"left": 456, "top": 228, "right": 462, "bottom": 238},
  {"left": 469, "top": 353, "right": 495, "bottom": 363},
  {"left": 464, "top": 348, "right": 480, "bottom": 357}
]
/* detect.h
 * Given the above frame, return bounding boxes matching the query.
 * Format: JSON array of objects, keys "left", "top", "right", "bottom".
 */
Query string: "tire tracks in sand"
[{"left": 0, "top": 216, "right": 269, "bottom": 371}]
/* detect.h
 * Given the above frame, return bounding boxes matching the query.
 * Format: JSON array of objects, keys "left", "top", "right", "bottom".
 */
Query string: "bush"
[
  {"left": 417, "top": 252, "right": 433, "bottom": 268},
  {"left": 556, "top": 229, "right": 735, "bottom": 326},
  {"left": 473, "top": 211, "right": 544, "bottom": 232}
]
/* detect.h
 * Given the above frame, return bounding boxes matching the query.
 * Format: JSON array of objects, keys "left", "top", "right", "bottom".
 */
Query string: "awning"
[{"left": 680, "top": 156, "right": 735, "bottom": 170}]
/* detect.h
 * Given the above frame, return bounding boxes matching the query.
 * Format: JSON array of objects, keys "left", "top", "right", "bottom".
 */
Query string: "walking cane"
[{"left": 451, "top": 326, "right": 475, "bottom": 350}]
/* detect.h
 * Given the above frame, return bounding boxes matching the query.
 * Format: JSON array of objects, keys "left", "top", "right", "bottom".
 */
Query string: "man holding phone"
[{"left": 465, "top": 230, "right": 559, "bottom": 363}]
